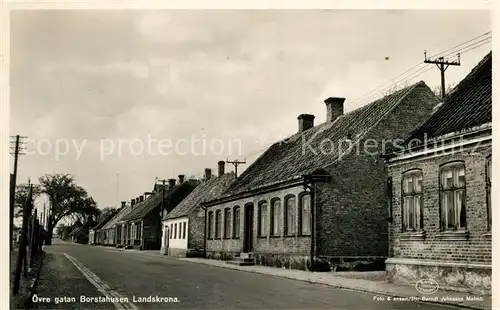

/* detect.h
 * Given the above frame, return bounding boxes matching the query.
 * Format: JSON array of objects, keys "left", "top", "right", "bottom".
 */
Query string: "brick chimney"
[
  {"left": 297, "top": 114, "right": 315, "bottom": 132},
  {"left": 178, "top": 175, "right": 185, "bottom": 184},
  {"left": 205, "top": 168, "right": 212, "bottom": 181},
  {"left": 218, "top": 161, "right": 225, "bottom": 177},
  {"left": 131, "top": 198, "right": 135, "bottom": 206},
  {"left": 168, "top": 178, "right": 176, "bottom": 189},
  {"left": 139, "top": 195, "right": 144, "bottom": 202},
  {"left": 324, "top": 97, "right": 345, "bottom": 122},
  {"left": 121, "top": 201, "right": 126, "bottom": 208}
]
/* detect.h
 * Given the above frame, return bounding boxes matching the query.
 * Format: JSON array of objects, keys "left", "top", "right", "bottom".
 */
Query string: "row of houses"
[{"left": 90, "top": 52, "right": 492, "bottom": 294}]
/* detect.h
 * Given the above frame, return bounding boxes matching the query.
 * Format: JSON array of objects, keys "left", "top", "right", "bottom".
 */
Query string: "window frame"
[
  {"left": 270, "top": 198, "right": 281, "bottom": 237},
  {"left": 233, "top": 206, "right": 240, "bottom": 239},
  {"left": 224, "top": 208, "right": 231, "bottom": 238},
  {"left": 174, "top": 223, "right": 177, "bottom": 239},
  {"left": 299, "top": 192, "right": 312, "bottom": 236},
  {"left": 486, "top": 156, "right": 492, "bottom": 232},
  {"left": 439, "top": 161, "right": 467, "bottom": 231},
  {"left": 401, "top": 169, "right": 424, "bottom": 232},
  {"left": 215, "top": 210, "right": 222, "bottom": 239},
  {"left": 258, "top": 201, "right": 268, "bottom": 237},
  {"left": 207, "top": 211, "right": 214, "bottom": 240},
  {"left": 284, "top": 195, "right": 297, "bottom": 236},
  {"left": 182, "top": 221, "right": 187, "bottom": 239}
]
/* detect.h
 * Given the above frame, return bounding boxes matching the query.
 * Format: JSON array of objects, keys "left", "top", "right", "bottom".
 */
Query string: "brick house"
[
  {"left": 204, "top": 81, "right": 439, "bottom": 270},
  {"left": 162, "top": 161, "right": 235, "bottom": 257},
  {"left": 119, "top": 177, "right": 199, "bottom": 250},
  {"left": 382, "top": 52, "right": 492, "bottom": 293}
]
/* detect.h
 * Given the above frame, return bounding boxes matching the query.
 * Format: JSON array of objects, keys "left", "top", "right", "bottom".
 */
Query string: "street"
[{"left": 32, "top": 241, "right": 455, "bottom": 310}]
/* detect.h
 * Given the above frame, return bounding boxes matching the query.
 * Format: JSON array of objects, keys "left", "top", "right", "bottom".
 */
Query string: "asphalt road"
[{"left": 33, "top": 240, "right": 456, "bottom": 310}]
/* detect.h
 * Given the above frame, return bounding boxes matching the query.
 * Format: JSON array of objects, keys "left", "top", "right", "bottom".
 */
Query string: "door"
[{"left": 243, "top": 203, "right": 254, "bottom": 252}]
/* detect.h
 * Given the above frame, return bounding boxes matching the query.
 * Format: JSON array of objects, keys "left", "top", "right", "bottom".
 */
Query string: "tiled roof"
[
  {"left": 92, "top": 210, "right": 119, "bottom": 230},
  {"left": 122, "top": 180, "right": 200, "bottom": 221},
  {"left": 221, "top": 81, "right": 437, "bottom": 197},
  {"left": 101, "top": 204, "right": 135, "bottom": 230},
  {"left": 166, "top": 173, "right": 236, "bottom": 220},
  {"left": 405, "top": 52, "right": 492, "bottom": 143}
]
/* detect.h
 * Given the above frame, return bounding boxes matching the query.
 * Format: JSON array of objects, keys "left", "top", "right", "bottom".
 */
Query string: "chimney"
[
  {"left": 168, "top": 178, "right": 176, "bottom": 189},
  {"left": 139, "top": 195, "right": 144, "bottom": 202},
  {"left": 121, "top": 201, "right": 126, "bottom": 208},
  {"left": 297, "top": 114, "right": 315, "bottom": 132},
  {"left": 324, "top": 97, "right": 345, "bottom": 122},
  {"left": 205, "top": 168, "right": 212, "bottom": 181},
  {"left": 131, "top": 198, "right": 135, "bottom": 206},
  {"left": 218, "top": 161, "right": 225, "bottom": 177},
  {"left": 178, "top": 175, "right": 185, "bottom": 184}
]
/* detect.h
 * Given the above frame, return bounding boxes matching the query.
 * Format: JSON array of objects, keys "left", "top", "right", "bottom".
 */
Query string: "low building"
[
  {"left": 204, "top": 81, "right": 439, "bottom": 270},
  {"left": 382, "top": 52, "right": 492, "bottom": 293},
  {"left": 162, "top": 162, "right": 235, "bottom": 257},
  {"left": 89, "top": 210, "right": 119, "bottom": 245},
  {"left": 97, "top": 201, "right": 134, "bottom": 246},
  {"left": 120, "top": 177, "right": 200, "bottom": 250}
]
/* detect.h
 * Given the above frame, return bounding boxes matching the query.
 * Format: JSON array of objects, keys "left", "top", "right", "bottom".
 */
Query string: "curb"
[{"left": 178, "top": 258, "right": 489, "bottom": 310}]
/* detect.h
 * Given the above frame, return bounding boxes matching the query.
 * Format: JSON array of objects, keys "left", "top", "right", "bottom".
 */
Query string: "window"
[
  {"left": 215, "top": 210, "right": 222, "bottom": 238},
  {"left": 271, "top": 199, "right": 281, "bottom": 236},
  {"left": 207, "top": 211, "right": 214, "bottom": 238},
  {"left": 300, "top": 194, "right": 311, "bottom": 235},
  {"left": 174, "top": 223, "right": 177, "bottom": 239},
  {"left": 233, "top": 206, "right": 240, "bottom": 238},
  {"left": 440, "top": 163, "right": 466, "bottom": 230},
  {"left": 170, "top": 224, "right": 173, "bottom": 239},
  {"left": 402, "top": 170, "right": 424, "bottom": 231},
  {"left": 258, "top": 202, "right": 268, "bottom": 237},
  {"left": 182, "top": 222, "right": 187, "bottom": 239},
  {"left": 178, "top": 222, "right": 182, "bottom": 239},
  {"left": 285, "top": 196, "right": 297, "bottom": 235},
  {"left": 487, "top": 157, "right": 492, "bottom": 231},
  {"left": 224, "top": 208, "right": 231, "bottom": 238}
]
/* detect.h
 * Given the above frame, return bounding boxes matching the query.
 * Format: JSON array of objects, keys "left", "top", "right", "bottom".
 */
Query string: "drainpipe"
[
  {"left": 201, "top": 202, "right": 207, "bottom": 258},
  {"left": 302, "top": 180, "right": 316, "bottom": 271}
]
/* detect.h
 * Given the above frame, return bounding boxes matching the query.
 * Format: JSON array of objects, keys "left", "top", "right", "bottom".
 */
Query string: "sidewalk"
[
  {"left": 95, "top": 244, "right": 493, "bottom": 309},
  {"left": 178, "top": 257, "right": 493, "bottom": 310}
]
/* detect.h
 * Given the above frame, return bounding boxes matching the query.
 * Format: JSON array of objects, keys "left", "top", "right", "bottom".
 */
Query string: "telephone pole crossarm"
[
  {"left": 226, "top": 159, "right": 247, "bottom": 178},
  {"left": 423, "top": 52, "right": 461, "bottom": 100}
]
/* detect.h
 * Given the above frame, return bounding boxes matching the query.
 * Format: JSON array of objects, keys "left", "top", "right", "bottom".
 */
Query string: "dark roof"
[
  {"left": 122, "top": 180, "right": 200, "bottom": 221},
  {"left": 405, "top": 52, "right": 492, "bottom": 143},
  {"left": 92, "top": 210, "right": 120, "bottom": 230},
  {"left": 221, "top": 81, "right": 437, "bottom": 197},
  {"left": 167, "top": 173, "right": 236, "bottom": 220},
  {"left": 101, "top": 204, "right": 135, "bottom": 230}
]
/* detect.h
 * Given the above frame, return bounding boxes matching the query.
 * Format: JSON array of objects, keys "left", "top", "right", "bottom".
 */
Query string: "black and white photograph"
[{"left": 3, "top": 2, "right": 495, "bottom": 310}]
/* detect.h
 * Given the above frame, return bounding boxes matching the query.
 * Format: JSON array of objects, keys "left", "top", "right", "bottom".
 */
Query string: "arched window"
[
  {"left": 285, "top": 195, "right": 297, "bottom": 235},
  {"left": 224, "top": 208, "right": 231, "bottom": 238},
  {"left": 440, "top": 162, "right": 466, "bottom": 230},
  {"left": 402, "top": 169, "right": 424, "bottom": 231},
  {"left": 258, "top": 201, "right": 268, "bottom": 237},
  {"left": 300, "top": 194, "right": 311, "bottom": 235},
  {"left": 207, "top": 211, "right": 214, "bottom": 239},
  {"left": 270, "top": 198, "right": 281, "bottom": 236},
  {"left": 233, "top": 206, "right": 240, "bottom": 238},
  {"left": 215, "top": 210, "right": 222, "bottom": 238}
]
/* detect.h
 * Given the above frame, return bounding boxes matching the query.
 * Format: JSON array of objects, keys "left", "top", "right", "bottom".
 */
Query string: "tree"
[
  {"left": 96, "top": 207, "right": 118, "bottom": 223},
  {"left": 432, "top": 83, "right": 457, "bottom": 100},
  {"left": 14, "top": 183, "right": 41, "bottom": 217},
  {"left": 39, "top": 173, "right": 100, "bottom": 245}
]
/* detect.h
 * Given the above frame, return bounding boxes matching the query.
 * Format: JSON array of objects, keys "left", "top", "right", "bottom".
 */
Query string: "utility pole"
[
  {"left": 10, "top": 135, "right": 27, "bottom": 250},
  {"left": 424, "top": 51, "right": 461, "bottom": 100},
  {"left": 226, "top": 158, "right": 246, "bottom": 178},
  {"left": 156, "top": 179, "right": 167, "bottom": 218}
]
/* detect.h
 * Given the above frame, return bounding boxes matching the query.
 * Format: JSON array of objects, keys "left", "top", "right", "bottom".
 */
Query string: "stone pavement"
[{"left": 178, "top": 257, "right": 493, "bottom": 310}]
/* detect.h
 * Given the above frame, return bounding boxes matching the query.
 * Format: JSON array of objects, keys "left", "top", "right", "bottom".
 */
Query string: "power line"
[{"left": 428, "top": 31, "right": 491, "bottom": 59}]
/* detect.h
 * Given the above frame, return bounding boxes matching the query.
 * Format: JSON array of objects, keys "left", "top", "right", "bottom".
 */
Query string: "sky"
[{"left": 10, "top": 9, "right": 492, "bottom": 214}]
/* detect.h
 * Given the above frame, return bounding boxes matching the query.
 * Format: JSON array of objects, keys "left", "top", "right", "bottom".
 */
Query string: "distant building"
[
  {"left": 163, "top": 162, "right": 235, "bottom": 257},
  {"left": 204, "top": 81, "right": 439, "bottom": 270},
  {"left": 118, "top": 178, "right": 199, "bottom": 250},
  {"left": 89, "top": 210, "right": 119, "bottom": 245},
  {"left": 383, "top": 52, "right": 492, "bottom": 293}
]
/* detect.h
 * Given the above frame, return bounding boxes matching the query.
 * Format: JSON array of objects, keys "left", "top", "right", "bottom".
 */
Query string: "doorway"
[{"left": 243, "top": 203, "right": 254, "bottom": 252}]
